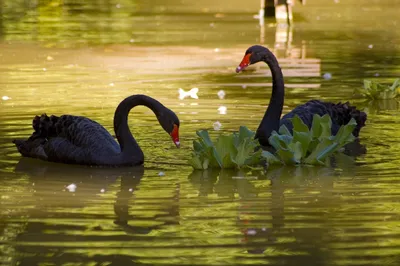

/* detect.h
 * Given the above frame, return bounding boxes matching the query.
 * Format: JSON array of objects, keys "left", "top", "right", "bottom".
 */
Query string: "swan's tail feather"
[
  {"left": 31, "top": 114, "right": 60, "bottom": 140},
  {"left": 12, "top": 138, "right": 48, "bottom": 160},
  {"left": 333, "top": 102, "right": 367, "bottom": 137}
]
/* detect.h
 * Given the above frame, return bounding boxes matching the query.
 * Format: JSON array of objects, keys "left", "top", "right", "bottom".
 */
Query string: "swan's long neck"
[
  {"left": 255, "top": 51, "right": 285, "bottom": 145},
  {"left": 113, "top": 95, "right": 162, "bottom": 154}
]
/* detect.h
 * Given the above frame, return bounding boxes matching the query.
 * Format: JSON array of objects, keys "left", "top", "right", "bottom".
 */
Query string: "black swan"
[
  {"left": 13, "top": 94, "right": 180, "bottom": 166},
  {"left": 235, "top": 45, "right": 367, "bottom": 147}
]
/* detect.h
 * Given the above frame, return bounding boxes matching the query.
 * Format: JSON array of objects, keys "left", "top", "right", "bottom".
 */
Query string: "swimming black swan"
[
  {"left": 235, "top": 45, "right": 367, "bottom": 147},
  {"left": 13, "top": 94, "right": 180, "bottom": 166}
]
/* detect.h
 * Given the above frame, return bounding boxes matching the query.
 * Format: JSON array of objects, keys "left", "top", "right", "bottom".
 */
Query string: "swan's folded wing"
[
  {"left": 55, "top": 115, "right": 120, "bottom": 153},
  {"left": 43, "top": 137, "right": 91, "bottom": 164}
]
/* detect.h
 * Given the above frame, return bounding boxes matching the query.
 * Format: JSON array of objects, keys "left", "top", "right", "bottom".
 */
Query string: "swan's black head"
[
  {"left": 157, "top": 108, "right": 180, "bottom": 148},
  {"left": 236, "top": 45, "right": 269, "bottom": 73}
]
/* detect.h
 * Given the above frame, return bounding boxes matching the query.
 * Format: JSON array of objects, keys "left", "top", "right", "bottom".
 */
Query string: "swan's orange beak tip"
[
  {"left": 170, "top": 124, "right": 180, "bottom": 148},
  {"left": 236, "top": 53, "right": 251, "bottom": 73}
]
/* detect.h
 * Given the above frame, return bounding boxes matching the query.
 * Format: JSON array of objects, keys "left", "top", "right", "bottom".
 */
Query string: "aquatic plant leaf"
[
  {"left": 233, "top": 138, "right": 258, "bottom": 168},
  {"left": 319, "top": 114, "right": 332, "bottom": 139},
  {"left": 269, "top": 131, "right": 292, "bottom": 150},
  {"left": 193, "top": 140, "right": 204, "bottom": 153},
  {"left": 189, "top": 154, "right": 205, "bottom": 170},
  {"left": 310, "top": 114, "right": 322, "bottom": 138},
  {"left": 304, "top": 138, "right": 338, "bottom": 165},
  {"left": 196, "top": 130, "right": 214, "bottom": 147},
  {"left": 356, "top": 79, "right": 400, "bottom": 100},
  {"left": 238, "top": 126, "right": 256, "bottom": 143},
  {"left": 189, "top": 126, "right": 263, "bottom": 170},
  {"left": 261, "top": 150, "right": 280, "bottom": 164},
  {"left": 333, "top": 118, "right": 357, "bottom": 145},
  {"left": 293, "top": 130, "right": 311, "bottom": 157},
  {"left": 279, "top": 124, "right": 292, "bottom": 136},
  {"left": 276, "top": 148, "right": 296, "bottom": 165},
  {"left": 289, "top": 141, "right": 303, "bottom": 163},
  {"left": 215, "top": 135, "right": 236, "bottom": 168},
  {"left": 389, "top": 78, "right": 400, "bottom": 91},
  {"left": 291, "top": 115, "right": 309, "bottom": 133}
]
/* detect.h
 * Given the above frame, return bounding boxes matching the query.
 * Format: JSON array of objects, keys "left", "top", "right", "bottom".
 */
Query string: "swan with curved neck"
[
  {"left": 236, "top": 45, "right": 367, "bottom": 147},
  {"left": 13, "top": 94, "right": 180, "bottom": 166}
]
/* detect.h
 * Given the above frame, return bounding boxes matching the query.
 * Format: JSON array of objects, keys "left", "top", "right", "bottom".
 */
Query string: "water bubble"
[
  {"left": 368, "top": 44, "right": 374, "bottom": 49},
  {"left": 2, "top": 96, "right": 11, "bottom": 101},
  {"left": 43, "top": 68, "right": 47, "bottom": 71},
  {"left": 109, "top": 82, "right": 115, "bottom": 87},
  {"left": 214, "top": 48, "right": 220, "bottom": 52},
  {"left": 116, "top": 3, "right": 121, "bottom": 8},
  {"left": 323, "top": 73, "right": 332, "bottom": 80},
  {"left": 246, "top": 229, "right": 257, "bottom": 235},
  {"left": 158, "top": 172, "right": 165, "bottom": 176},
  {"left": 217, "top": 90, "right": 225, "bottom": 99},
  {"left": 46, "top": 56, "right": 54, "bottom": 61},
  {"left": 100, "top": 188, "right": 105, "bottom": 193},
  {"left": 213, "top": 121, "right": 222, "bottom": 130},
  {"left": 130, "top": 39, "right": 135, "bottom": 43}
]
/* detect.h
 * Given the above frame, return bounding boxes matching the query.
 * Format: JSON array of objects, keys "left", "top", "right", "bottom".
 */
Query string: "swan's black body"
[
  {"left": 13, "top": 94, "right": 180, "bottom": 166},
  {"left": 236, "top": 45, "right": 367, "bottom": 147}
]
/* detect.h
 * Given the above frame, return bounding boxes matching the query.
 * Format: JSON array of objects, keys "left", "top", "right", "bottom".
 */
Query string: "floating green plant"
[
  {"left": 189, "top": 114, "right": 357, "bottom": 169},
  {"left": 354, "top": 79, "right": 400, "bottom": 100},
  {"left": 263, "top": 114, "right": 357, "bottom": 165}
]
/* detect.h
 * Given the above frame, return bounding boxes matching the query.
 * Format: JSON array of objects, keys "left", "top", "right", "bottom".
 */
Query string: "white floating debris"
[
  {"left": 46, "top": 56, "right": 54, "bottom": 61},
  {"left": 217, "top": 90, "right": 225, "bottom": 99},
  {"left": 43, "top": 68, "right": 47, "bottom": 71},
  {"left": 109, "top": 82, "right": 115, "bottom": 87},
  {"left": 218, "top": 106, "right": 227, "bottom": 115},
  {"left": 213, "top": 121, "right": 222, "bottom": 130},
  {"left": 214, "top": 48, "right": 220, "bottom": 52},
  {"left": 129, "top": 39, "right": 135, "bottom": 43},
  {"left": 158, "top": 172, "right": 165, "bottom": 176},
  {"left": 66, "top": 183, "right": 77, "bottom": 192},
  {"left": 209, "top": 23, "right": 215, "bottom": 28},
  {"left": 129, "top": 188, "right": 133, "bottom": 192},
  {"left": 242, "top": 85, "right": 247, "bottom": 89},
  {"left": 100, "top": 188, "right": 105, "bottom": 193},
  {"left": 246, "top": 229, "right": 257, "bottom": 236},
  {"left": 368, "top": 44, "right": 373, "bottom": 49},
  {"left": 116, "top": 3, "right": 121, "bottom": 8},
  {"left": 374, "top": 73, "right": 380, "bottom": 77},
  {"left": 2, "top": 96, "right": 11, "bottom": 101},
  {"left": 323, "top": 73, "right": 332, "bottom": 80},
  {"left": 178, "top": 87, "right": 199, "bottom": 100}
]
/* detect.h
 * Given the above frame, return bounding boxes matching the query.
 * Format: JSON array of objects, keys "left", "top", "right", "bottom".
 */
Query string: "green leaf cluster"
[
  {"left": 189, "top": 126, "right": 263, "bottom": 170},
  {"left": 263, "top": 114, "right": 357, "bottom": 165},
  {"left": 354, "top": 79, "right": 400, "bottom": 100}
]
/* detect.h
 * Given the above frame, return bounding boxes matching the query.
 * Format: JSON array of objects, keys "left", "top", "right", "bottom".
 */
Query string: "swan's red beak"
[
  {"left": 236, "top": 53, "right": 251, "bottom": 73},
  {"left": 170, "top": 124, "right": 180, "bottom": 148}
]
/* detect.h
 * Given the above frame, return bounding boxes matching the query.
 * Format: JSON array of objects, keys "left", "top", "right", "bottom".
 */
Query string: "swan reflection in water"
[
  {"left": 188, "top": 157, "right": 362, "bottom": 258},
  {"left": 12, "top": 158, "right": 180, "bottom": 265}
]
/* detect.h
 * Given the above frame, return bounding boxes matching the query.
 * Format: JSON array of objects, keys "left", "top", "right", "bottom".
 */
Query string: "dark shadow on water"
[{"left": 10, "top": 158, "right": 179, "bottom": 266}]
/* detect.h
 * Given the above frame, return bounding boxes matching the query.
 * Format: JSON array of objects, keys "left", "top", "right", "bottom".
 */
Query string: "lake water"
[{"left": 1, "top": 0, "right": 400, "bottom": 265}]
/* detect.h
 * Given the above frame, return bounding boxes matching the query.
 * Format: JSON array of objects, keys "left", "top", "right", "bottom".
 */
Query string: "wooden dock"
[{"left": 260, "top": 0, "right": 306, "bottom": 23}]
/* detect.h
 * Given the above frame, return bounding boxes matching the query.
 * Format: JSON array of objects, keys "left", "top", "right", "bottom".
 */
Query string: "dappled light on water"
[{"left": 1, "top": 0, "right": 400, "bottom": 265}]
